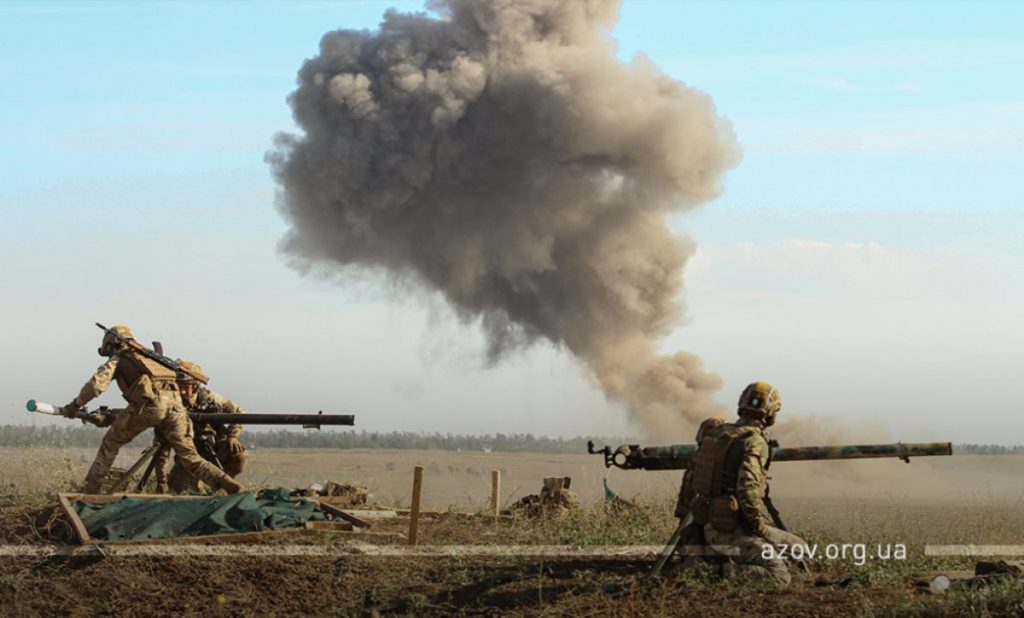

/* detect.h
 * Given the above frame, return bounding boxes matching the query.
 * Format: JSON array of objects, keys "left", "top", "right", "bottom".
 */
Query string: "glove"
[
  {"left": 90, "top": 412, "right": 114, "bottom": 428},
  {"left": 222, "top": 437, "right": 245, "bottom": 455},
  {"left": 61, "top": 402, "right": 82, "bottom": 418}
]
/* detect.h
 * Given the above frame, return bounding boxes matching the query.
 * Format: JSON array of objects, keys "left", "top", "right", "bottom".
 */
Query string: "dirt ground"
[{"left": 2, "top": 448, "right": 1024, "bottom": 616}]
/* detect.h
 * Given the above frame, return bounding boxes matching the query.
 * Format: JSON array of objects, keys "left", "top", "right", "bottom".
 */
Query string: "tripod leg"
[{"left": 108, "top": 443, "right": 160, "bottom": 493}]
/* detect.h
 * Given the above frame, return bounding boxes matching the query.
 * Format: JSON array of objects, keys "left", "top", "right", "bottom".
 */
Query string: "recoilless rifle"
[
  {"left": 27, "top": 400, "right": 355, "bottom": 491},
  {"left": 27, "top": 400, "right": 355, "bottom": 431},
  {"left": 587, "top": 438, "right": 953, "bottom": 576}
]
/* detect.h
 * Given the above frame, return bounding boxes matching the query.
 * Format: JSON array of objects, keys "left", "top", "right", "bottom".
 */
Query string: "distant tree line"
[
  {"left": 0, "top": 425, "right": 631, "bottom": 453},
  {"left": 955, "top": 443, "right": 1024, "bottom": 455},
  {"left": 2, "top": 425, "right": 1020, "bottom": 456}
]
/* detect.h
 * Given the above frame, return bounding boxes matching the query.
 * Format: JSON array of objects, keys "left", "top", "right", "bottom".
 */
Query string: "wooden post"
[
  {"left": 408, "top": 465, "right": 424, "bottom": 546},
  {"left": 490, "top": 469, "right": 501, "bottom": 517}
]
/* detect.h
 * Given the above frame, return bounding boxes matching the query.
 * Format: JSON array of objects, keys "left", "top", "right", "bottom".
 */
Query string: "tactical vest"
[
  {"left": 113, "top": 351, "right": 179, "bottom": 406},
  {"left": 688, "top": 423, "right": 760, "bottom": 532}
]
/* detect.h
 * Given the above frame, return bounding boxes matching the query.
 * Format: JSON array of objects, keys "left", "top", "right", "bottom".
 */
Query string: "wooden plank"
[
  {"left": 393, "top": 509, "right": 514, "bottom": 522},
  {"left": 69, "top": 493, "right": 216, "bottom": 504},
  {"left": 315, "top": 501, "right": 371, "bottom": 529},
  {"left": 334, "top": 509, "right": 397, "bottom": 520},
  {"left": 327, "top": 530, "right": 405, "bottom": 540},
  {"left": 98, "top": 528, "right": 312, "bottom": 546},
  {"left": 408, "top": 465, "right": 424, "bottom": 547},
  {"left": 305, "top": 520, "right": 354, "bottom": 531},
  {"left": 104, "top": 528, "right": 405, "bottom": 545},
  {"left": 57, "top": 493, "right": 91, "bottom": 545},
  {"left": 490, "top": 469, "right": 500, "bottom": 517}
]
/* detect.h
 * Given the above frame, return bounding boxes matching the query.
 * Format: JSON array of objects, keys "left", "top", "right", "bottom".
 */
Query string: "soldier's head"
[
  {"left": 737, "top": 381, "right": 782, "bottom": 427},
  {"left": 176, "top": 360, "right": 202, "bottom": 403},
  {"left": 98, "top": 325, "right": 133, "bottom": 356}
]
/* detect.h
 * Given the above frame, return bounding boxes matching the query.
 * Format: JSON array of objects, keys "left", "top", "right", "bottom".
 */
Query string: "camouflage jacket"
[
  {"left": 72, "top": 350, "right": 178, "bottom": 408},
  {"left": 190, "top": 387, "right": 246, "bottom": 440},
  {"left": 730, "top": 417, "right": 774, "bottom": 537}
]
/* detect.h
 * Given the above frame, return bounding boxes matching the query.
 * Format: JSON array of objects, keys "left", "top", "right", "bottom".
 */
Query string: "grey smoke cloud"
[{"left": 268, "top": 0, "right": 741, "bottom": 436}]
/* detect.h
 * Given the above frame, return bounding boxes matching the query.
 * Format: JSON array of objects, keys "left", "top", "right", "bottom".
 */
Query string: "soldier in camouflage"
[
  {"left": 64, "top": 326, "right": 242, "bottom": 495},
  {"left": 673, "top": 416, "right": 726, "bottom": 567},
  {"left": 684, "top": 381, "right": 809, "bottom": 586},
  {"left": 152, "top": 360, "right": 248, "bottom": 493}
]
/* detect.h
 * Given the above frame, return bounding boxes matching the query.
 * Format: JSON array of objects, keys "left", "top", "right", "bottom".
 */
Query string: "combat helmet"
[
  {"left": 738, "top": 381, "right": 782, "bottom": 427},
  {"left": 176, "top": 360, "right": 203, "bottom": 385},
  {"left": 98, "top": 325, "right": 133, "bottom": 356}
]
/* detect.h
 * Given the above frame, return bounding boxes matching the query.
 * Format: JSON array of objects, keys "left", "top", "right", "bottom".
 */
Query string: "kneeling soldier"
[
  {"left": 685, "top": 382, "right": 808, "bottom": 586},
  {"left": 153, "top": 360, "right": 247, "bottom": 493}
]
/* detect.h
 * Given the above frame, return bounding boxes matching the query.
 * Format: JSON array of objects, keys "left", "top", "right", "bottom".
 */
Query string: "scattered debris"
[
  {"left": 503, "top": 477, "right": 577, "bottom": 518},
  {"left": 914, "top": 561, "right": 1024, "bottom": 594},
  {"left": 293, "top": 481, "right": 372, "bottom": 508}
]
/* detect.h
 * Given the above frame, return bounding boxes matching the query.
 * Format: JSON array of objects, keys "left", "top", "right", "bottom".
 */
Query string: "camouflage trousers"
[
  {"left": 703, "top": 524, "right": 810, "bottom": 587},
  {"left": 83, "top": 395, "right": 240, "bottom": 494},
  {"left": 155, "top": 441, "right": 247, "bottom": 494}
]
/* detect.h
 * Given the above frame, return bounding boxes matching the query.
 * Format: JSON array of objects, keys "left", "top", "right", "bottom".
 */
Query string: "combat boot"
[{"left": 219, "top": 476, "right": 244, "bottom": 494}]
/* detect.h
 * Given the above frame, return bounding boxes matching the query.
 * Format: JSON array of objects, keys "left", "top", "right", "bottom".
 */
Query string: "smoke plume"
[{"left": 268, "top": 0, "right": 741, "bottom": 437}]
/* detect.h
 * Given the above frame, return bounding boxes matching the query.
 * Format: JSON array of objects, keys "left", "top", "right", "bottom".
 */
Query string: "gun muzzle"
[{"left": 26, "top": 400, "right": 61, "bottom": 415}]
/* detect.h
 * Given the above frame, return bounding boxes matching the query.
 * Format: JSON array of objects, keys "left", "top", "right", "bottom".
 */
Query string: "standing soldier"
[
  {"left": 684, "top": 381, "right": 808, "bottom": 586},
  {"left": 63, "top": 326, "right": 242, "bottom": 494},
  {"left": 153, "top": 360, "right": 248, "bottom": 493}
]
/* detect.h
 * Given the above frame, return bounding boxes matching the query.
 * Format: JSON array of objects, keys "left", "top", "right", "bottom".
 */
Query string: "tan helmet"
[
  {"left": 738, "top": 381, "right": 782, "bottom": 426},
  {"left": 176, "top": 360, "right": 203, "bottom": 384},
  {"left": 98, "top": 325, "right": 133, "bottom": 356}
]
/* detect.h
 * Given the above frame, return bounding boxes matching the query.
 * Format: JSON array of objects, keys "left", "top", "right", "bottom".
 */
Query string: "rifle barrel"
[
  {"left": 190, "top": 413, "right": 355, "bottom": 426},
  {"left": 598, "top": 441, "right": 953, "bottom": 470},
  {"left": 772, "top": 442, "right": 953, "bottom": 462}
]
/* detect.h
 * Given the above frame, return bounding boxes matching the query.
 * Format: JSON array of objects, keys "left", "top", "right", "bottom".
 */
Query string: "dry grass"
[{"left": 3, "top": 447, "right": 1024, "bottom": 615}]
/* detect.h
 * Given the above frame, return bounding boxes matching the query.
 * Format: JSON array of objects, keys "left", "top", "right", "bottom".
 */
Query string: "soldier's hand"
[
  {"left": 224, "top": 437, "right": 245, "bottom": 454},
  {"left": 61, "top": 402, "right": 81, "bottom": 418}
]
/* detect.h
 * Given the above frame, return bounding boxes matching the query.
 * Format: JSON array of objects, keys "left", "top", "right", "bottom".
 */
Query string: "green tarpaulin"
[{"left": 73, "top": 488, "right": 326, "bottom": 542}]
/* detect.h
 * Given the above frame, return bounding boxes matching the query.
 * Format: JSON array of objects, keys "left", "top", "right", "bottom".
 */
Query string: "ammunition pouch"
[
  {"left": 709, "top": 494, "right": 741, "bottom": 532},
  {"left": 690, "top": 494, "right": 711, "bottom": 525}
]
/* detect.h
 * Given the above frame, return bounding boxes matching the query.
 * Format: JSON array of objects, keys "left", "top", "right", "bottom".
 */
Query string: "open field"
[{"left": 3, "top": 447, "right": 1024, "bottom": 615}]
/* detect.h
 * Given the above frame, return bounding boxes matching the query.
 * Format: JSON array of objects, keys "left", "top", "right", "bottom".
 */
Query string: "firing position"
[
  {"left": 64, "top": 326, "right": 242, "bottom": 494},
  {"left": 679, "top": 381, "right": 808, "bottom": 586}
]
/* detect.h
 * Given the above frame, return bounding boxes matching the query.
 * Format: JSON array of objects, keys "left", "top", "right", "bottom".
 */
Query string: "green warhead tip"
[{"left": 26, "top": 400, "right": 37, "bottom": 412}]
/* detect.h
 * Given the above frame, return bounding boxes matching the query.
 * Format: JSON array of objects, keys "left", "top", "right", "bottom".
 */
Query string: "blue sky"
[{"left": 1, "top": 1, "right": 1021, "bottom": 441}]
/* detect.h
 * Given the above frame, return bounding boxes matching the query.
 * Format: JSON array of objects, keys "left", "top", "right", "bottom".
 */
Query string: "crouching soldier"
[
  {"left": 685, "top": 382, "right": 809, "bottom": 586},
  {"left": 65, "top": 326, "right": 242, "bottom": 495},
  {"left": 153, "top": 360, "right": 247, "bottom": 493}
]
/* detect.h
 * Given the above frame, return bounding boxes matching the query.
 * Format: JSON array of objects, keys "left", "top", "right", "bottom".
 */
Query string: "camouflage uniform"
[
  {"left": 695, "top": 416, "right": 809, "bottom": 586},
  {"left": 154, "top": 386, "right": 247, "bottom": 493},
  {"left": 70, "top": 350, "right": 241, "bottom": 494}
]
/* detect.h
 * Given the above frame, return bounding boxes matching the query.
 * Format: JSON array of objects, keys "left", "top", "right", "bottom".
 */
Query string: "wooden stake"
[
  {"left": 490, "top": 469, "right": 501, "bottom": 517},
  {"left": 408, "top": 465, "right": 424, "bottom": 546}
]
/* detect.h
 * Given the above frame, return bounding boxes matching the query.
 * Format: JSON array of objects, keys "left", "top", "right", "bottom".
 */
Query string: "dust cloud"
[{"left": 268, "top": 0, "right": 740, "bottom": 437}]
